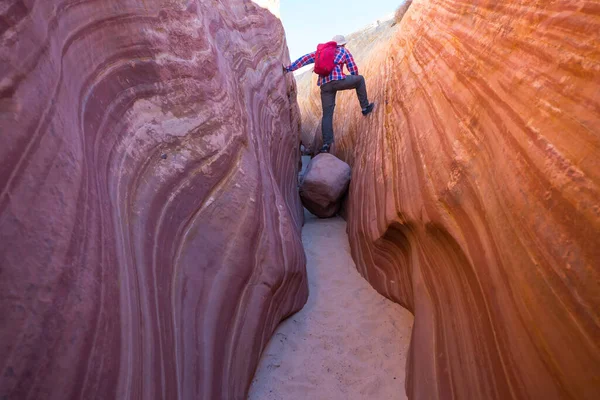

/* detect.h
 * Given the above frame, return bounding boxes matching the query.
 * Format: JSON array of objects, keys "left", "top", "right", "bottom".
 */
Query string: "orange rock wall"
[{"left": 298, "top": 0, "right": 600, "bottom": 398}]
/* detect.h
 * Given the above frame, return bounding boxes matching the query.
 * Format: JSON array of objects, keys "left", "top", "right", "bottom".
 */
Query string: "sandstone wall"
[
  {"left": 298, "top": 0, "right": 600, "bottom": 398},
  {"left": 0, "top": 1, "right": 306, "bottom": 399}
]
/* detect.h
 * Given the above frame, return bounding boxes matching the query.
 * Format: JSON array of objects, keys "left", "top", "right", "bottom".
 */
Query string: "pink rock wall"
[
  {"left": 298, "top": 0, "right": 600, "bottom": 398},
  {"left": 0, "top": 1, "right": 307, "bottom": 399}
]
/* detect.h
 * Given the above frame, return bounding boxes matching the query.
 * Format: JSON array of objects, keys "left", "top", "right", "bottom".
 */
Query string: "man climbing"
[{"left": 283, "top": 35, "right": 375, "bottom": 154}]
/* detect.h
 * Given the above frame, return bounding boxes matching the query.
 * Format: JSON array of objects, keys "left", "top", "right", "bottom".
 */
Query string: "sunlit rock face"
[
  {"left": 297, "top": 0, "right": 600, "bottom": 399},
  {"left": 0, "top": 1, "right": 306, "bottom": 399}
]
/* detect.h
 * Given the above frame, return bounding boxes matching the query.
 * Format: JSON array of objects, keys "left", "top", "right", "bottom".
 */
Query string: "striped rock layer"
[
  {"left": 298, "top": 0, "right": 600, "bottom": 399},
  {"left": 0, "top": 1, "right": 306, "bottom": 399}
]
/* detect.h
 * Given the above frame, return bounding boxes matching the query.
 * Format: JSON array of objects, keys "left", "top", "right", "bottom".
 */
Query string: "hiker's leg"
[
  {"left": 331, "top": 75, "right": 369, "bottom": 109},
  {"left": 320, "top": 84, "right": 337, "bottom": 145},
  {"left": 354, "top": 75, "right": 369, "bottom": 109}
]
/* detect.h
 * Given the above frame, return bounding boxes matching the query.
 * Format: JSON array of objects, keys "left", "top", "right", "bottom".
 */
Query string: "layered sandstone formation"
[
  {"left": 297, "top": 0, "right": 600, "bottom": 399},
  {"left": 0, "top": 1, "right": 307, "bottom": 399}
]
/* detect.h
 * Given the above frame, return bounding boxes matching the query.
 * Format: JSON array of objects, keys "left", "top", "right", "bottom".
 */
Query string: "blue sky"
[{"left": 280, "top": 0, "right": 402, "bottom": 60}]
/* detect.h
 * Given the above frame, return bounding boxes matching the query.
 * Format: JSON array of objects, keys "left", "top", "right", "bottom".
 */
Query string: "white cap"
[{"left": 331, "top": 34, "right": 348, "bottom": 46}]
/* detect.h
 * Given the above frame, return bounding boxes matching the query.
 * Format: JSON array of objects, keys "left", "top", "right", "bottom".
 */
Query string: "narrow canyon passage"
[{"left": 248, "top": 210, "right": 414, "bottom": 400}]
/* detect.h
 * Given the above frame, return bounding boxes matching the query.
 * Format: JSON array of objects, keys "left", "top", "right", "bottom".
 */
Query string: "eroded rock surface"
[
  {"left": 300, "top": 154, "right": 351, "bottom": 218},
  {"left": 0, "top": 1, "right": 306, "bottom": 399},
  {"left": 298, "top": 0, "right": 600, "bottom": 399}
]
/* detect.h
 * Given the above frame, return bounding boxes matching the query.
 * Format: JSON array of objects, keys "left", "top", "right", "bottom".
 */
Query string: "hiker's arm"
[
  {"left": 345, "top": 51, "right": 359, "bottom": 75},
  {"left": 284, "top": 52, "right": 316, "bottom": 72}
]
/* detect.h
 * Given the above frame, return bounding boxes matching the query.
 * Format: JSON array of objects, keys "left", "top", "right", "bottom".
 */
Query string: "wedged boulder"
[{"left": 300, "top": 154, "right": 351, "bottom": 218}]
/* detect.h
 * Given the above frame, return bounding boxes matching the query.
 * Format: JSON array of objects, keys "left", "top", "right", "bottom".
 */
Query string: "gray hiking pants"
[{"left": 320, "top": 75, "right": 369, "bottom": 145}]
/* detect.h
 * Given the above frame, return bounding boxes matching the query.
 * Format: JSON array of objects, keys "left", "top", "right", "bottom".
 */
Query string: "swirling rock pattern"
[
  {"left": 0, "top": 1, "right": 307, "bottom": 399},
  {"left": 297, "top": 0, "right": 600, "bottom": 398}
]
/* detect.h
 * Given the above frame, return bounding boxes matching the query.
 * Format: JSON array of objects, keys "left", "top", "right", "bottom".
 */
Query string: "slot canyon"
[{"left": 1, "top": 1, "right": 599, "bottom": 399}]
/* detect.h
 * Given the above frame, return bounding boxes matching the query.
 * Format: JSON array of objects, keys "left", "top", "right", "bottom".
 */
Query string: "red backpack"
[{"left": 314, "top": 41, "right": 338, "bottom": 76}]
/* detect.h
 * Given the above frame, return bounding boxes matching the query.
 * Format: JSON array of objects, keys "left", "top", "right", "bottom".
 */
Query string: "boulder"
[{"left": 300, "top": 154, "right": 351, "bottom": 218}]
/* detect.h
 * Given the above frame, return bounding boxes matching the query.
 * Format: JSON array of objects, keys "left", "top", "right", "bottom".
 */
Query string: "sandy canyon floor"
[{"left": 248, "top": 210, "right": 414, "bottom": 400}]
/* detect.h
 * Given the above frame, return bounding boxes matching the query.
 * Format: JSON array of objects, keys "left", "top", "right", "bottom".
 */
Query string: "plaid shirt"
[{"left": 286, "top": 46, "right": 359, "bottom": 86}]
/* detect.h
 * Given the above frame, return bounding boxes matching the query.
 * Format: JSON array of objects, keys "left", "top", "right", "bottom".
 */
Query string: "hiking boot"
[
  {"left": 362, "top": 102, "right": 375, "bottom": 116},
  {"left": 319, "top": 143, "right": 331, "bottom": 154}
]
